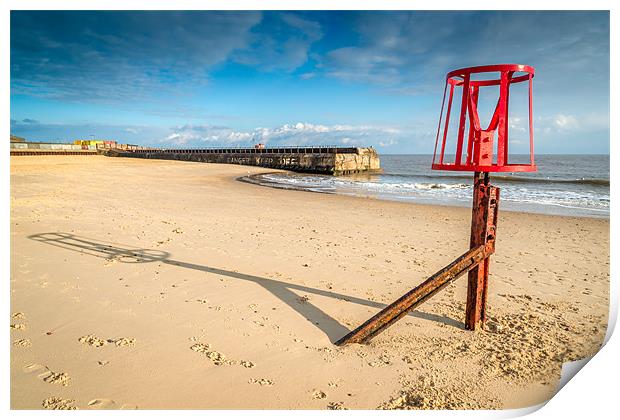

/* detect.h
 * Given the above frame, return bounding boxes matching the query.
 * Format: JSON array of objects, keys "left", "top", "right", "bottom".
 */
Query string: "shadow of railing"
[{"left": 28, "top": 232, "right": 462, "bottom": 342}]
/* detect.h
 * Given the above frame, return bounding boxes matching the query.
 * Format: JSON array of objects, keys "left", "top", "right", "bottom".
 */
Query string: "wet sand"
[{"left": 10, "top": 155, "right": 609, "bottom": 409}]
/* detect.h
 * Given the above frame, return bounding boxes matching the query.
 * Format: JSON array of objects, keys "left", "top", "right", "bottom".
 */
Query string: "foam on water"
[{"left": 245, "top": 155, "right": 609, "bottom": 218}]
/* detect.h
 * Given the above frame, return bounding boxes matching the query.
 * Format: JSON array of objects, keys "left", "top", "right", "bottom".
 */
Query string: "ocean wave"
[
  {"left": 241, "top": 171, "right": 608, "bottom": 217},
  {"left": 413, "top": 183, "right": 469, "bottom": 190},
  {"left": 492, "top": 175, "right": 609, "bottom": 186},
  {"left": 381, "top": 172, "right": 609, "bottom": 186},
  {"left": 332, "top": 180, "right": 470, "bottom": 192}
]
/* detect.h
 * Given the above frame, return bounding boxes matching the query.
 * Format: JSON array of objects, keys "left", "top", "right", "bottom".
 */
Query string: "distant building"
[
  {"left": 74, "top": 139, "right": 117, "bottom": 149},
  {"left": 10, "top": 134, "right": 25, "bottom": 143}
]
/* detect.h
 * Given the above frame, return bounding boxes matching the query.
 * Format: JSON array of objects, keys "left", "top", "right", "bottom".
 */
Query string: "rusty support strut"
[
  {"left": 335, "top": 242, "right": 494, "bottom": 346},
  {"left": 336, "top": 173, "right": 500, "bottom": 346}
]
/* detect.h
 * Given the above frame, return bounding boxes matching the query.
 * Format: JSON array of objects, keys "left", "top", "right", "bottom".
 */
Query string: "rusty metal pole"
[
  {"left": 335, "top": 243, "right": 493, "bottom": 345},
  {"left": 465, "top": 172, "right": 499, "bottom": 330}
]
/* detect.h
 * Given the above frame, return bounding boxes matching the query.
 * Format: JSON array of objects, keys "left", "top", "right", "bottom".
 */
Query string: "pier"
[{"left": 108, "top": 146, "right": 381, "bottom": 175}]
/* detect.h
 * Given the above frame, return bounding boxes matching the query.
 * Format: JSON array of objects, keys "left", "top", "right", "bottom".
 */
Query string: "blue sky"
[{"left": 10, "top": 11, "right": 609, "bottom": 153}]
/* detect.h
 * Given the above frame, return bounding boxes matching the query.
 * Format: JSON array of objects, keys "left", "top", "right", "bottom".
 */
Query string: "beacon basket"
[{"left": 432, "top": 64, "right": 536, "bottom": 173}]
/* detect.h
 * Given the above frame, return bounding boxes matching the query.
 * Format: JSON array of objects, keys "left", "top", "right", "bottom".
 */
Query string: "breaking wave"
[
  {"left": 382, "top": 172, "right": 609, "bottom": 187},
  {"left": 239, "top": 155, "right": 609, "bottom": 218}
]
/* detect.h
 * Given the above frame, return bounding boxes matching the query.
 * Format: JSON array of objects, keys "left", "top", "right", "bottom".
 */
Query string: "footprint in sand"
[
  {"left": 78, "top": 334, "right": 136, "bottom": 348},
  {"left": 23, "top": 363, "right": 71, "bottom": 386},
  {"left": 12, "top": 312, "right": 25, "bottom": 319},
  {"left": 79, "top": 334, "right": 107, "bottom": 347},
  {"left": 88, "top": 399, "right": 117, "bottom": 409},
  {"left": 190, "top": 342, "right": 255, "bottom": 368},
  {"left": 239, "top": 360, "right": 255, "bottom": 368},
  {"left": 111, "top": 337, "right": 136, "bottom": 347},
  {"left": 190, "top": 343, "right": 231, "bottom": 365},
  {"left": 248, "top": 378, "right": 274, "bottom": 386},
  {"left": 327, "top": 401, "right": 346, "bottom": 410},
  {"left": 87, "top": 398, "right": 139, "bottom": 410},
  {"left": 43, "top": 372, "right": 71, "bottom": 386},
  {"left": 13, "top": 338, "right": 32, "bottom": 348},
  {"left": 312, "top": 390, "right": 327, "bottom": 399},
  {"left": 10, "top": 323, "right": 26, "bottom": 330},
  {"left": 42, "top": 397, "right": 78, "bottom": 410}
]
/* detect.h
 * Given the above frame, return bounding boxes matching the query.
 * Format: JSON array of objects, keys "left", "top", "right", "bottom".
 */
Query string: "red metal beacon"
[
  {"left": 432, "top": 64, "right": 536, "bottom": 330},
  {"left": 432, "top": 64, "right": 536, "bottom": 173},
  {"left": 336, "top": 64, "right": 536, "bottom": 346}
]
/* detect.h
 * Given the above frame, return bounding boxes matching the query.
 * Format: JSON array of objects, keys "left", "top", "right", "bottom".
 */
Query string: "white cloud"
[
  {"left": 379, "top": 139, "right": 398, "bottom": 147},
  {"left": 509, "top": 117, "right": 527, "bottom": 132},
  {"left": 553, "top": 114, "right": 579, "bottom": 130},
  {"left": 533, "top": 113, "right": 608, "bottom": 135},
  {"left": 163, "top": 122, "right": 402, "bottom": 148},
  {"left": 507, "top": 112, "right": 608, "bottom": 138},
  {"left": 226, "top": 131, "right": 252, "bottom": 141}
]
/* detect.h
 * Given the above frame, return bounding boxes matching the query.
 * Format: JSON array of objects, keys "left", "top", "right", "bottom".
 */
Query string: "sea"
[{"left": 244, "top": 154, "right": 610, "bottom": 218}]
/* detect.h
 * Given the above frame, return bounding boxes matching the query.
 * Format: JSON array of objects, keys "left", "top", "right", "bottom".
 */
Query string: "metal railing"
[{"left": 124, "top": 145, "right": 361, "bottom": 155}]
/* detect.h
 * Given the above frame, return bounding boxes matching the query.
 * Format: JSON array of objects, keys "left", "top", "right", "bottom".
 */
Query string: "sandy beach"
[{"left": 10, "top": 155, "right": 609, "bottom": 410}]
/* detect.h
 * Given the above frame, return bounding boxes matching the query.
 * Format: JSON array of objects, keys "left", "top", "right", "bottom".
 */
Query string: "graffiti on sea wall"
[
  {"left": 226, "top": 156, "right": 252, "bottom": 165},
  {"left": 224, "top": 155, "right": 301, "bottom": 166}
]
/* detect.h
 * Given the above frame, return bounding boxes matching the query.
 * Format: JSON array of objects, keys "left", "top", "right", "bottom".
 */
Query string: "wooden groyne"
[{"left": 108, "top": 146, "right": 381, "bottom": 175}]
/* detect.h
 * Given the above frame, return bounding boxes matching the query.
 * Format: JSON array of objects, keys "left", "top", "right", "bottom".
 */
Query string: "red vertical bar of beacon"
[
  {"left": 455, "top": 74, "right": 470, "bottom": 165},
  {"left": 528, "top": 74, "right": 534, "bottom": 165},
  {"left": 466, "top": 85, "right": 479, "bottom": 165},
  {"left": 440, "top": 83, "right": 455, "bottom": 164},
  {"left": 496, "top": 72, "right": 509, "bottom": 167},
  {"left": 433, "top": 81, "right": 448, "bottom": 166}
]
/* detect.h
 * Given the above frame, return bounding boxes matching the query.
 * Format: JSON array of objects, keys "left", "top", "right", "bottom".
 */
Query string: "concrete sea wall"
[{"left": 110, "top": 147, "right": 381, "bottom": 175}]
